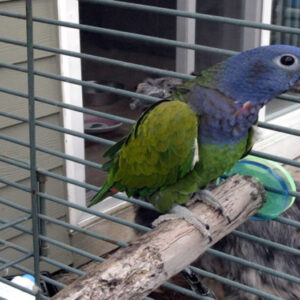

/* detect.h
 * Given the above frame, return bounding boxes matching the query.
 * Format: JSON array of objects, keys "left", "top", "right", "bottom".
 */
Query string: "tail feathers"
[{"left": 88, "top": 182, "right": 117, "bottom": 207}]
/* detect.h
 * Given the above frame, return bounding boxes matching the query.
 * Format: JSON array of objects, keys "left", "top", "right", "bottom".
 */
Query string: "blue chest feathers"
[{"left": 187, "top": 85, "right": 260, "bottom": 145}]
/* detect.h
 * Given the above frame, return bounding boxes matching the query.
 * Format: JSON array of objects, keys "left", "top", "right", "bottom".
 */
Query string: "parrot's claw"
[
  {"left": 152, "top": 205, "right": 212, "bottom": 242},
  {"left": 189, "top": 189, "right": 231, "bottom": 224},
  {"left": 181, "top": 267, "right": 217, "bottom": 299}
]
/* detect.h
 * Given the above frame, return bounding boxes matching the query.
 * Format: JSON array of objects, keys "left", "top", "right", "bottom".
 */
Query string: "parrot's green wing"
[
  {"left": 89, "top": 100, "right": 199, "bottom": 208},
  {"left": 101, "top": 100, "right": 170, "bottom": 172},
  {"left": 114, "top": 100, "right": 198, "bottom": 189},
  {"left": 101, "top": 136, "right": 128, "bottom": 172}
]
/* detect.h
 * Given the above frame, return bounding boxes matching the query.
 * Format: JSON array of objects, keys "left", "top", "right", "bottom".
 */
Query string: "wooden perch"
[{"left": 53, "top": 175, "right": 266, "bottom": 300}]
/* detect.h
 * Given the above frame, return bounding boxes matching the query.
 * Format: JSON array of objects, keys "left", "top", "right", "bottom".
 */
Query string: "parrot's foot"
[
  {"left": 181, "top": 267, "right": 217, "bottom": 299},
  {"left": 189, "top": 189, "right": 231, "bottom": 224},
  {"left": 152, "top": 205, "right": 212, "bottom": 242}
]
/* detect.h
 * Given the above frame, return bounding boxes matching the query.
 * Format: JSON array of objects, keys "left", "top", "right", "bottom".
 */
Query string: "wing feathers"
[{"left": 113, "top": 100, "right": 199, "bottom": 190}]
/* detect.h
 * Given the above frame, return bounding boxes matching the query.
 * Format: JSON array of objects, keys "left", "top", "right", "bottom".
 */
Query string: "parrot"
[{"left": 88, "top": 45, "right": 300, "bottom": 238}]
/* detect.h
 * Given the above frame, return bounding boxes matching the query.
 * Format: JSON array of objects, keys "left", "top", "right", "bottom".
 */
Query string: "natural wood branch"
[{"left": 53, "top": 175, "right": 266, "bottom": 300}]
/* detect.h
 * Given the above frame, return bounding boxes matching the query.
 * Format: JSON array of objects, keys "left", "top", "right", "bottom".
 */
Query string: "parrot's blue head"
[{"left": 217, "top": 45, "right": 300, "bottom": 108}]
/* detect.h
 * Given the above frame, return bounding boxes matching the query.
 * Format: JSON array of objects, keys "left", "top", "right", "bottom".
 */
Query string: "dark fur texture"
[{"left": 196, "top": 185, "right": 300, "bottom": 300}]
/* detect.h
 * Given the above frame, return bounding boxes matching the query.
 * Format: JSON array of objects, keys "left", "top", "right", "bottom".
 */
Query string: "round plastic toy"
[{"left": 218, "top": 155, "right": 296, "bottom": 221}]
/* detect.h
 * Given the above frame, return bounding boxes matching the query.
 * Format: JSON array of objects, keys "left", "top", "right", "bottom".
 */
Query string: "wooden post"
[{"left": 53, "top": 175, "right": 266, "bottom": 300}]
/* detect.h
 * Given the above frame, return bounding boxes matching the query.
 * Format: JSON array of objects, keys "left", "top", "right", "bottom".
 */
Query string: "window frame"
[{"left": 57, "top": 0, "right": 86, "bottom": 226}]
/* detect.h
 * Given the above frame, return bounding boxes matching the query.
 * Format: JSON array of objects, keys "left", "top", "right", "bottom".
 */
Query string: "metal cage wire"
[{"left": 0, "top": 0, "right": 299, "bottom": 299}]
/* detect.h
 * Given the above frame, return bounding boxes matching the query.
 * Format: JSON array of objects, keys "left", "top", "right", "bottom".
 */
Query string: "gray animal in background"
[
  {"left": 194, "top": 181, "right": 300, "bottom": 300},
  {"left": 129, "top": 77, "right": 183, "bottom": 111}
]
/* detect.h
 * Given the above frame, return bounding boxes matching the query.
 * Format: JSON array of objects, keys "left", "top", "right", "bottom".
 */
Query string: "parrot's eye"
[
  {"left": 280, "top": 55, "right": 295, "bottom": 66},
  {"left": 274, "top": 53, "right": 299, "bottom": 70}
]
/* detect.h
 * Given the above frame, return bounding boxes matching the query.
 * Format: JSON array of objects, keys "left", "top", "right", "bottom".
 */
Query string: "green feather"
[
  {"left": 88, "top": 181, "right": 112, "bottom": 207},
  {"left": 167, "top": 62, "right": 223, "bottom": 103},
  {"left": 148, "top": 136, "right": 249, "bottom": 212}
]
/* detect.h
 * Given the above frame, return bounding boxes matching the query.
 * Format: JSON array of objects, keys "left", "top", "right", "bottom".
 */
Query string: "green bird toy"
[{"left": 89, "top": 45, "right": 300, "bottom": 239}]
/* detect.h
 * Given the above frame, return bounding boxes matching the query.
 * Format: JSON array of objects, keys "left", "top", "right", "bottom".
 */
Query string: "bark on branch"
[{"left": 53, "top": 175, "right": 266, "bottom": 300}]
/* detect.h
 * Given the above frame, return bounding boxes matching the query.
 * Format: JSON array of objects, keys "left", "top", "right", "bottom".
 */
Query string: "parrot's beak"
[{"left": 289, "top": 78, "right": 300, "bottom": 93}]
